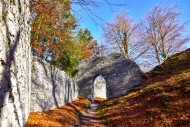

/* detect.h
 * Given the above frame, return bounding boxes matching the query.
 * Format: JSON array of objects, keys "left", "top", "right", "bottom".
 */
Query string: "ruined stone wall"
[
  {"left": 0, "top": 0, "right": 31, "bottom": 127},
  {"left": 75, "top": 53, "right": 142, "bottom": 99},
  {"left": 30, "top": 57, "right": 78, "bottom": 112}
]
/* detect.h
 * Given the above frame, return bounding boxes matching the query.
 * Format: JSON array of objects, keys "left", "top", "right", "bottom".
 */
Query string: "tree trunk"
[
  {"left": 0, "top": 0, "right": 31, "bottom": 127},
  {"left": 123, "top": 32, "right": 130, "bottom": 59},
  {"left": 155, "top": 46, "right": 161, "bottom": 65}
]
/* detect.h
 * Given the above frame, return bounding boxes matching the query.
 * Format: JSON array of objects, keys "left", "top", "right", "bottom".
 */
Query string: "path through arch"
[
  {"left": 74, "top": 53, "right": 142, "bottom": 99},
  {"left": 93, "top": 75, "right": 107, "bottom": 101}
]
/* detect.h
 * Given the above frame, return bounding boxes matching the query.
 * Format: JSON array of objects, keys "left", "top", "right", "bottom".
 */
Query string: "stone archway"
[{"left": 74, "top": 53, "right": 142, "bottom": 99}]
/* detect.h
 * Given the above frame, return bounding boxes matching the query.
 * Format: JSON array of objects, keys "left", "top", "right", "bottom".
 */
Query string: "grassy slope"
[
  {"left": 98, "top": 48, "right": 190, "bottom": 127},
  {"left": 26, "top": 96, "right": 91, "bottom": 127}
]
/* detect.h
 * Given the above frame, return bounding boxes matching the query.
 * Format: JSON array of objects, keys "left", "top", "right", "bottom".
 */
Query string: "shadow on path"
[{"left": 74, "top": 103, "right": 107, "bottom": 127}]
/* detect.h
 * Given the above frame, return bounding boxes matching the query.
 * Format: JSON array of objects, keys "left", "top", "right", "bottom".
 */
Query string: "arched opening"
[{"left": 92, "top": 75, "right": 107, "bottom": 102}]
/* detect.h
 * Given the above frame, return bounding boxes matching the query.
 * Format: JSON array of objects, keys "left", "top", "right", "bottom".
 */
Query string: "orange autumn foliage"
[
  {"left": 30, "top": 0, "right": 75, "bottom": 59},
  {"left": 30, "top": 0, "right": 94, "bottom": 64},
  {"left": 26, "top": 96, "right": 91, "bottom": 127},
  {"left": 80, "top": 44, "right": 93, "bottom": 59}
]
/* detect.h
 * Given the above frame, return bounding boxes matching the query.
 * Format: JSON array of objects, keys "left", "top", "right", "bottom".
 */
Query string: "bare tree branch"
[
  {"left": 72, "top": 0, "right": 128, "bottom": 27},
  {"left": 103, "top": 11, "right": 147, "bottom": 60},
  {"left": 138, "top": 5, "right": 190, "bottom": 65}
]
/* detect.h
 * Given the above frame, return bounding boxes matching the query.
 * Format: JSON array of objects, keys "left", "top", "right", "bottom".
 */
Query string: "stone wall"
[
  {"left": 74, "top": 53, "right": 142, "bottom": 99},
  {"left": 0, "top": 0, "right": 31, "bottom": 127},
  {"left": 0, "top": 1, "right": 142, "bottom": 126},
  {"left": 30, "top": 57, "right": 78, "bottom": 112}
]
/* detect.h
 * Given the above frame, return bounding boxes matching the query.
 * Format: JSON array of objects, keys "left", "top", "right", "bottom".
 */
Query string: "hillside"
[{"left": 97, "top": 48, "right": 190, "bottom": 127}]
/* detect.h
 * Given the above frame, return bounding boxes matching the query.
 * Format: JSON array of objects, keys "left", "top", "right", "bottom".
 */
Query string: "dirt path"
[{"left": 74, "top": 103, "right": 106, "bottom": 127}]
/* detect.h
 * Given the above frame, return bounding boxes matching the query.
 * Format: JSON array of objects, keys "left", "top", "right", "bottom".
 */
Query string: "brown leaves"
[
  {"left": 26, "top": 96, "right": 91, "bottom": 127},
  {"left": 30, "top": 0, "right": 74, "bottom": 59},
  {"left": 98, "top": 49, "right": 190, "bottom": 127},
  {"left": 80, "top": 44, "right": 93, "bottom": 59}
]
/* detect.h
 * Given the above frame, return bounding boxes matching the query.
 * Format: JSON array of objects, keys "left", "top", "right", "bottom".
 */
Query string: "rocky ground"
[{"left": 74, "top": 103, "right": 106, "bottom": 127}]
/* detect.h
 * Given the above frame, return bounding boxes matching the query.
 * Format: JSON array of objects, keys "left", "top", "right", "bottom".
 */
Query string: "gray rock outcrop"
[
  {"left": 74, "top": 53, "right": 142, "bottom": 99},
  {"left": 31, "top": 57, "right": 78, "bottom": 112},
  {"left": 0, "top": 0, "right": 31, "bottom": 127}
]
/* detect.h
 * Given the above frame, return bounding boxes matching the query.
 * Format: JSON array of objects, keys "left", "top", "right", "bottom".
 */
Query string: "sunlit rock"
[
  {"left": 30, "top": 57, "right": 78, "bottom": 112},
  {"left": 0, "top": 0, "right": 31, "bottom": 126},
  {"left": 74, "top": 53, "right": 142, "bottom": 99}
]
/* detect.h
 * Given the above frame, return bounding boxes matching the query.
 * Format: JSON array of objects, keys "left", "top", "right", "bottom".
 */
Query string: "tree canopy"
[
  {"left": 30, "top": 0, "right": 98, "bottom": 77},
  {"left": 30, "top": 0, "right": 189, "bottom": 72},
  {"left": 138, "top": 5, "right": 189, "bottom": 65}
]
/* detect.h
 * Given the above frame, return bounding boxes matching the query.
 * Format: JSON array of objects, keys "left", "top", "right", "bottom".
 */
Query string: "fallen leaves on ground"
[
  {"left": 94, "top": 97, "right": 106, "bottom": 103},
  {"left": 26, "top": 96, "right": 91, "bottom": 127},
  {"left": 98, "top": 49, "right": 190, "bottom": 127}
]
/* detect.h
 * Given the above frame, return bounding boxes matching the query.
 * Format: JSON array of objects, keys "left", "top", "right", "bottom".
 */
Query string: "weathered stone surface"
[
  {"left": 74, "top": 53, "right": 142, "bottom": 99},
  {"left": 31, "top": 57, "right": 78, "bottom": 112},
  {"left": 0, "top": 0, "right": 31, "bottom": 127},
  {"left": 0, "top": 0, "right": 78, "bottom": 123}
]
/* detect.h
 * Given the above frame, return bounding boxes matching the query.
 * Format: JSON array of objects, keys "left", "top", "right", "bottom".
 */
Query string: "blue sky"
[{"left": 72, "top": 0, "right": 190, "bottom": 48}]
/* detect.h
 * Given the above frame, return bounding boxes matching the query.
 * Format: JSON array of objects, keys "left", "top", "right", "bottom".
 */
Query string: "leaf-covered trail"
[{"left": 74, "top": 103, "right": 106, "bottom": 127}]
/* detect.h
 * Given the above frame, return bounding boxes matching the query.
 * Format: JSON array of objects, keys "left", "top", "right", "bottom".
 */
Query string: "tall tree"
[
  {"left": 77, "top": 28, "right": 94, "bottom": 45},
  {"left": 30, "top": 0, "right": 76, "bottom": 60},
  {"left": 103, "top": 11, "right": 146, "bottom": 60},
  {"left": 76, "top": 28, "right": 96, "bottom": 58},
  {"left": 55, "top": 28, "right": 96, "bottom": 77},
  {"left": 138, "top": 6, "right": 189, "bottom": 65}
]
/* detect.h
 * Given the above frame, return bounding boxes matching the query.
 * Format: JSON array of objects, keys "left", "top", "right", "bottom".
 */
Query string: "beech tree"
[
  {"left": 103, "top": 11, "right": 147, "bottom": 60},
  {"left": 30, "top": 0, "right": 97, "bottom": 77},
  {"left": 30, "top": 0, "right": 77, "bottom": 60},
  {"left": 138, "top": 6, "right": 189, "bottom": 65}
]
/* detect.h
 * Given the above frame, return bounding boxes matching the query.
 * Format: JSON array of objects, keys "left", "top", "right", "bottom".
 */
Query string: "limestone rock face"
[
  {"left": 74, "top": 53, "right": 142, "bottom": 99},
  {"left": 0, "top": 0, "right": 78, "bottom": 126},
  {"left": 31, "top": 57, "right": 78, "bottom": 112},
  {"left": 0, "top": 0, "right": 31, "bottom": 127}
]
